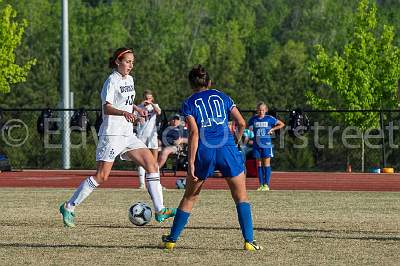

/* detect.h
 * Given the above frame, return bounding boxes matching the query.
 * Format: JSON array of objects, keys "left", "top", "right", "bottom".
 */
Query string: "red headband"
[{"left": 116, "top": 49, "right": 132, "bottom": 59}]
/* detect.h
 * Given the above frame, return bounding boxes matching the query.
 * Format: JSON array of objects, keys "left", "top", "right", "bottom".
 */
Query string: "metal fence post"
[
  {"left": 61, "top": 0, "right": 70, "bottom": 169},
  {"left": 380, "top": 111, "right": 386, "bottom": 168}
]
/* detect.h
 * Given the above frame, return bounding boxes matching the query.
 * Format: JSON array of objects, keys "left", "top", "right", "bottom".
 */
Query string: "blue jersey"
[
  {"left": 248, "top": 115, "right": 278, "bottom": 149},
  {"left": 181, "top": 89, "right": 236, "bottom": 147}
]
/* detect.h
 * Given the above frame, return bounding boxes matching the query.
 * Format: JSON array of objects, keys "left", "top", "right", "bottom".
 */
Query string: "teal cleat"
[
  {"left": 59, "top": 203, "right": 76, "bottom": 227},
  {"left": 155, "top": 207, "right": 177, "bottom": 223}
]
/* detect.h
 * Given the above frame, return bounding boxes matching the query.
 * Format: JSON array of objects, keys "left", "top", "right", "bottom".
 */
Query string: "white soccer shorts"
[{"left": 96, "top": 135, "right": 147, "bottom": 162}]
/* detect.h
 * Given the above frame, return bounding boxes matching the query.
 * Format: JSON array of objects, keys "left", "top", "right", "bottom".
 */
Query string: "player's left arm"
[{"left": 268, "top": 119, "right": 285, "bottom": 135}]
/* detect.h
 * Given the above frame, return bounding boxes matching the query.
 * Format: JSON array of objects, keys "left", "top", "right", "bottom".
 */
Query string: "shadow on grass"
[
  {"left": 0, "top": 242, "right": 237, "bottom": 251},
  {"left": 86, "top": 224, "right": 400, "bottom": 236},
  {"left": 293, "top": 235, "right": 400, "bottom": 241}
]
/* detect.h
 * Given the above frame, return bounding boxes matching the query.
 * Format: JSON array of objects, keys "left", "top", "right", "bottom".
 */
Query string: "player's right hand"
[
  {"left": 122, "top": 111, "right": 135, "bottom": 123},
  {"left": 188, "top": 165, "right": 198, "bottom": 182}
]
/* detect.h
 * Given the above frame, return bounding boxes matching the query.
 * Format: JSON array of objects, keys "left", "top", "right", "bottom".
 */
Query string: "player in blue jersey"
[
  {"left": 248, "top": 102, "right": 285, "bottom": 191},
  {"left": 161, "top": 65, "right": 262, "bottom": 251}
]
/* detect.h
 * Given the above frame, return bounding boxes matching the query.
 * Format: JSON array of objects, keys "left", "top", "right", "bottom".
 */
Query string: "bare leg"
[
  {"left": 262, "top": 157, "right": 271, "bottom": 167},
  {"left": 126, "top": 148, "right": 164, "bottom": 212},
  {"left": 66, "top": 161, "right": 114, "bottom": 210},
  {"left": 126, "top": 148, "right": 158, "bottom": 172},
  {"left": 178, "top": 177, "right": 205, "bottom": 212},
  {"left": 150, "top": 148, "right": 158, "bottom": 161},
  {"left": 94, "top": 161, "right": 114, "bottom": 184},
  {"left": 225, "top": 171, "right": 248, "bottom": 204},
  {"left": 166, "top": 177, "right": 206, "bottom": 242},
  {"left": 157, "top": 146, "right": 176, "bottom": 169}
]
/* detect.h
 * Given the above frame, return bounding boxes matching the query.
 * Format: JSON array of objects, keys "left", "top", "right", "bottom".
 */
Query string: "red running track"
[{"left": 0, "top": 170, "right": 399, "bottom": 191}]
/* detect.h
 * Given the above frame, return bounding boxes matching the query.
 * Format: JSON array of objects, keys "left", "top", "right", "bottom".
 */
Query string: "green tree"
[
  {"left": 259, "top": 40, "right": 309, "bottom": 109},
  {"left": 307, "top": 0, "right": 400, "bottom": 171},
  {"left": 0, "top": 1, "right": 36, "bottom": 93}
]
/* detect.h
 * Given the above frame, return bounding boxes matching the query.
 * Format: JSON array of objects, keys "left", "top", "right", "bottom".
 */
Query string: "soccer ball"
[
  {"left": 176, "top": 178, "right": 186, "bottom": 189},
  {"left": 128, "top": 202, "right": 152, "bottom": 226}
]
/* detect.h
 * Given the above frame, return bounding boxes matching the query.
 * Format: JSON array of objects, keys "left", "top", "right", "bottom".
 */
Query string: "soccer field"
[{"left": 0, "top": 188, "right": 399, "bottom": 265}]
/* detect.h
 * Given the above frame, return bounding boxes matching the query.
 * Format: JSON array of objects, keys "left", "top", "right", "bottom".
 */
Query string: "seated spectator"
[
  {"left": 158, "top": 114, "right": 188, "bottom": 169},
  {"left": 240, "top": 128, "right": 254, "bottom": 159}
]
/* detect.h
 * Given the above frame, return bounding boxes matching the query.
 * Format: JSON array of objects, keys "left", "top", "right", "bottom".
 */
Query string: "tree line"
[
  {"left": 1, "top": 0, "right": 399, "bottom": 111},
  {"left": 1, "top": 0, "right": 400, "bottom": 171}
]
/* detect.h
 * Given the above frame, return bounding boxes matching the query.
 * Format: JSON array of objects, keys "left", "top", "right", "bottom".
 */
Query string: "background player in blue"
[
  {"left": 248, "top": 102, "right": 285, "bottom": 191},
  {"left": 161, "top": 65, "right": 262, "bottom": 251}
]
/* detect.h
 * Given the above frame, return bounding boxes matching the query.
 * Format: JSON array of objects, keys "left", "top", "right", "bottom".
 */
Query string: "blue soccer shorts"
[
  {"left": 194, "top": 144, "right": 244, "bottom": 180},
  {"left": 252, "top": 147, "right": 274, "bottom": 159}
]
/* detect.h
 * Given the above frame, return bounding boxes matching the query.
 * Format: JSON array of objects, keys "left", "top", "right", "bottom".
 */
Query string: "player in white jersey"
[
  {"left": 59, "top": 47, "right": 176, "bottom": 227},
  {"left": 135, "top": 90, "right": 161, "bottom": 189}
]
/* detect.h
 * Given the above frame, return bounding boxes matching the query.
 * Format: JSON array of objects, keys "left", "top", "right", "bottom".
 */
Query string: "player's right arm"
[
  {"left": 103, "top": 102, "right": 135, "bottom": 123},
  {"left": 101, "top": 76, "right": 135, "bottom": 122},
  {"left": 186, "top": 116, "right": 199, "bottom": 182}
]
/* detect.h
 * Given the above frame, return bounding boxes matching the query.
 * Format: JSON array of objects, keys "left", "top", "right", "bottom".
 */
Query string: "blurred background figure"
[
  {"left": 158, "top": 114, "right": 188, "bottom": 170},
  {"left": 135, "top": 90, "right": 161, "bottom": 189},
  {"left": 248, "top": 102, "right": 285, "bottom": 191}
]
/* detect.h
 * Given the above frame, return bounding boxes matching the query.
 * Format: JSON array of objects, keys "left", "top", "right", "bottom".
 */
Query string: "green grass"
[{"left": 0, "top": 188, "right": 399, "bottom": 265}]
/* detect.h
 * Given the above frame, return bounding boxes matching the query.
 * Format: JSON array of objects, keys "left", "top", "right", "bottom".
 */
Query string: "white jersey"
[
  {"left": 98, "top": 71, "right": 135, "bottom": 136},
  {"left": 136, "top": 103, "right": 160, "bottom": 139}
]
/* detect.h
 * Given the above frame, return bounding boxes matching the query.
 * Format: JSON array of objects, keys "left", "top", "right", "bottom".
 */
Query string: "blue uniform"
[
  {"left": 248, "top": 115, "right": 278, "bottom": 159},
  {"left": 181, "top": 89, "right": 244, "bottom": 179}
]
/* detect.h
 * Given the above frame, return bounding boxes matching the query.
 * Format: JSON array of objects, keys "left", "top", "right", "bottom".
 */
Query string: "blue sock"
[
  {"left": 263, "top": 166, "right": 271, "bottom": 186},
  {"left": 169, "top": 208, "right": 190, "bottom": 242},
  {"left": 257, "top": 166, "right": 264, "bottom": 186},
  {"left": 236, "top": 202, "right": 254, "bottom": 242}
]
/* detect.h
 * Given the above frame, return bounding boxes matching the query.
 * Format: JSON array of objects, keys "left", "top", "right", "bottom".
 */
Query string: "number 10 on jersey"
[{"left": 194, "top": 95, "right": 226, "bottom": 128}]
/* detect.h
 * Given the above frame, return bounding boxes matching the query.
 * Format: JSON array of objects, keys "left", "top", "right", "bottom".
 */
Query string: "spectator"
[
  {"left": 135, "top": 90, "right": 161, "bottom": 189},
  {"left": 158, "top": 114, "right": 187, "bottom": 169},
  {"left": 240, "top": 128, "right": 254, "bottom": 161}
]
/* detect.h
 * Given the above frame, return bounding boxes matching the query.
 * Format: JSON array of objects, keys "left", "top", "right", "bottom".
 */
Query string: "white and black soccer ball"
[
  {"left": 176, "top": 178, "right": 186, "bottom": 189},
  {"left": 128, "top": 202, "right": 152, "bottom": 226}
]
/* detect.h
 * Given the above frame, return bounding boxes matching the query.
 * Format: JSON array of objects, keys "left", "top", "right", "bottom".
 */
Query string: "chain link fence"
[
  {"left": 0, "top": 108, "right": 399, "bottom": 172},
  {"left": 240, "top": 109, "right": 399, "bottom": 173}
]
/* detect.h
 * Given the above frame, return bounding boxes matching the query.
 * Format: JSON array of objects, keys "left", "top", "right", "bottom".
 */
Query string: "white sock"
[
  {"left": 66, "top": 176, "right": 99, "bottom": 211},
  {"left": 138, "top": 166, "right": 146, "bottom": 187},
  {"left": 146, "top": 172, "right": 164, "bottom": 212}
]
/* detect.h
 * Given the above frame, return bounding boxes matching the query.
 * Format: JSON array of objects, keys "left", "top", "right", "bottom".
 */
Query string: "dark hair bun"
[{"left": 188, "top": 64, "right": 210, "bottom": 88}]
